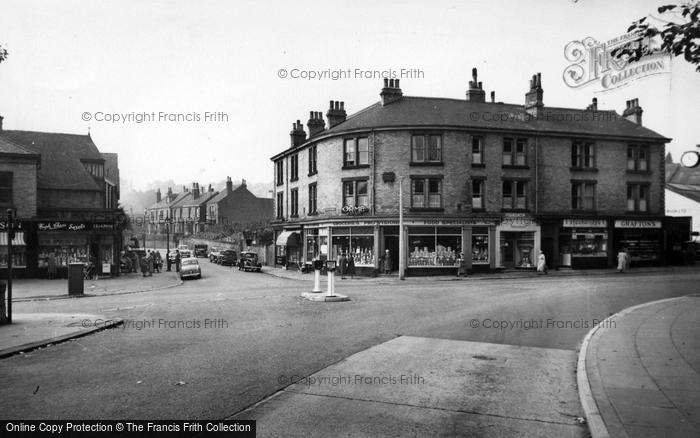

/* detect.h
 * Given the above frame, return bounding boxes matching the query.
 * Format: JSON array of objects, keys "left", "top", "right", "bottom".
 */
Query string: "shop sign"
[
  {"left": 502, "top": 213, "right": 535, "bottom": 228},
  {"left": 563, "top": 219, "right": 607, "bottom": 228},
  {"left": 0, "top": 221, "right": 23, "bottom": 230},
  {"left": 614, "top": 220, "right": 661, "bottom": 229},
  {"left": 317, "top": 218, "right": 497, "bottom": 227},
  {"left": 93, "top": 223, "right": 115, "bottom": 231},
  {"left": 38, "top": 221, "right": 114, "bottom": 231},
  {"left": 341, "top": 205, "right": 370, "bottom": 216}
]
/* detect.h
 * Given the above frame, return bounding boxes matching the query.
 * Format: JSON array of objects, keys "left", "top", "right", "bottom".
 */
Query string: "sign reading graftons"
[{"left": 614, "top": 220, "right": 662, "bottom": 229}]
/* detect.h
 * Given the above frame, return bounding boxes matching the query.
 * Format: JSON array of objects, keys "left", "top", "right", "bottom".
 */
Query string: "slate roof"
[
  {"left": 0, "top": 135, "right": 39, "bottom": 157},
  {"left": 666, "top": 162, "right": 700, "bottom": 185},
  {"left": 176, "top": 190, "right": 220, "bottom": 207},
  {"left": 0, "top": 130, "right": 103, "bottom": 190},
  {"left": 207, "top": 184, "right": 242, "bottom": 204},
  {"left": 147, "top": 192, "right": 185, "bottom": 210},
  {"left": 666, "top": 183, "right": 700, "bottom": 204}
]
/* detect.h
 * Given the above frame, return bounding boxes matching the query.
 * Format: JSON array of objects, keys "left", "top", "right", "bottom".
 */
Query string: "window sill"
[
  {"left": 626, "top": 169, "right": 652, "bottom": 175},
  {"left": 308, "top": 211, "right": 319, "bottom": 216},
  {"left": 471, "top": 163, "right": 485, "bottom": 168},
  {"left": 570, "top": 167, "right": 598, "bottom": 172},
  {"left": 308, "top": 171, "right": 318, "bottom": 177},
  {"left": 410, "top": 162, "right": 444, "bottom": 167},
  {"left": 501, "top": 165, "right": 530, "bottom": 170},
  {"left": 471, "top": 208, "right": 486, "bottom": 212},
  {"left": 501, "top": 208, "right": 530, "bottom": 213},
  {"left": 289, "top": 178, "right": 299, "bottom": 183},
  {"left": 409, "top": 207, "right": 444, "bottom": 212},
  {"left": 276, "top": 183, "right": 284, "bottom": 187},
  {"left": 290, "top": 215, "right": 299, "bottom": 219},
  {"left": 342, "top": 164, "right": 370, "bottom": 170}
]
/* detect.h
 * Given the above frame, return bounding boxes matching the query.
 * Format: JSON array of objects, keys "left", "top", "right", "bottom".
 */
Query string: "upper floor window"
[
  {"left": 411, "top": 177, "right": 442, "bottom": 209},
  {"left": 472, "top": 179, "right": 484, "bottom": 209},
  {"left": 343, "top": 137, "right": 369, "bottom": 168},
  {"left": 627, "top": 183, "right": 649, "bottom": 212},
  {"left": 276, "top": 160, "right": 284, "bottom": 186},
  {"left": 411, "top": 134, "right": 442, "bottom": 164},
  {"left": 290, "top": 188, "right": 299, "bottom": 217},
  {"left": 308, "top": 183, "right": 317, "bottom": 215},
  {"left": 276, "top": 192, "right": 284, "bottom": 219},
  {"left": 308, "top": 145, "right": 317, "bottom": 176},
  {"left": 502, "top": 180, "right": 527, "bottom": 210},
  {"left": 572, "top": 181, "right": 596, "bottom": 210},
  {"left": 627, "top": 145, "right": 649, "bottom": 172},
  {"left": 83, "top": 162, "right": 104, "bottom": 178},
  {"left": 472, "top": 136, "right": 484, "bottom": 165},
  {"left": 503, "top": 138, "right": 527, "bottom": 166},
  {"left": 572, "top": 140, "right": 595, "bottom": 169},
  {"left": 343, "top": 180, "right": 369, "bottom": 207},
  {"left": 0, "top": 172, "right": 12, "bottom": 204},
  {"left": 290, "top": 154, "right": 299, "bottom": 181}
]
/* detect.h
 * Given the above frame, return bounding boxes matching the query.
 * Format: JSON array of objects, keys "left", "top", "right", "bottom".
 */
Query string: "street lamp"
[
  {"left": 165, "top": 216, "right": 172, "bottom": 271},
  {"left": 5, "top": 209, "right": 15, "bottom": 324},
  {"left": 398, "top": 176, "right": 406, "bottom": 280}
]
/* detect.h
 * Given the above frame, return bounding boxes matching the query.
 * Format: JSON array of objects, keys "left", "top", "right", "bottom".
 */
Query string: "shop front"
[
  {"left": 0, "top": 231, "right": 27, "bottom": 272},
  {"left": 559, "top": 219, "right": 609, "bottom": 269},
  {"left": 496, "top": 214, "right": 540, "bottom": 269},
  {"left": 275, "top": 230, "right": 301, "bottom": 269},
  {"left": 613, "top": 219, "right": 663, "bottom": 267}
]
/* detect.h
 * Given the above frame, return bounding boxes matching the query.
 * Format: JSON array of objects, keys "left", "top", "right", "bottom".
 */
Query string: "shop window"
[
  {"left": 343, "top": 138, "right": 369, "bottom": 168},
  {"left": 0, "top": 246, "right": 26, "bottom": 268},
  {"left": 342, "top": 180, "right": 369, "bottom": 207},
  {"left": 627, "top": 184, "right": 650, "bottom": 212},
  {"left": 411, "top": 177, "right": 442, "bottom": 209},
  {"left": 308, "top": 183, "right": 317, "bottom": 215},
  {"left": 276, "top": 192, "right": 284, "bottom": 219},
  {"left": 408, "top": 226, "right": 461, "bottom": 267},
  {"left": 308, "top": 145, "right": 317, "bottom": 176},
  {"left": 472, "top": 136, "right": 484, "bottom": 165},
  {"left": 502, "top": 180, "right": 527, "bottom": 210},
  {"left": 503, "top": 138, "right": 528, "bottom": 166},
  {"left": 290, "top": 154, "right": 299, "bottom": 181},
  {"left": 571, "top": 231, "right": 608, "bottom": 257},
  {"left": 331, "top": 226, "right": 374, "bottom": 267},
  {"left": 572, "top": 140, "right": 595, "bottom": 169},
  {"left": 627, "top": 145, "right": 649, "bottom": 172},
  {"left": 500, "top": 231, "right": 535, "bottom": 268},
  {"left": 411, "top": 134, "right": 442, "bottom": 164},
  {"left": 290, "top": 189, "right": 298, "bottom": 217},
  {"left": 0, "top": 172, "right": 12, "bottom": 204},
  {"left": 276, "top": 160, "right": 284, "bottom": 186},
  {"left": 572, "top": 182, "right": 596, "bottom": 211},
  {"left": 472, "top": 179, "right": 484, "bottom": 210},
  {"left": 472, "top": 227, "right": 489, "bottom": 265}
]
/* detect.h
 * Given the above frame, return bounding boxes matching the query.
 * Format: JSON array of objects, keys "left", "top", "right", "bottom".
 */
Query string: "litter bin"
[{"left": 68, "top": 263, "right": 84, "bottom": 295}]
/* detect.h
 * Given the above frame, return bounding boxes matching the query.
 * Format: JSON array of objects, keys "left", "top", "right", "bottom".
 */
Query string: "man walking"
[{"left": 175, "top": 250, "right": 181, "bottom": 273}]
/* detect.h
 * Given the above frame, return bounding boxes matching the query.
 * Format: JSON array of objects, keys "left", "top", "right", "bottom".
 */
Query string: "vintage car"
[
  {"left": 179, "top": 258, "right": 201, "bottom": 280},
  {"left": 194, "top": 244, "right": 208, "bottom": 258},
  {"left": 209, "top": 247, "right": 223, "bottom": 263},
  {"left": 177, "top": 244, "right": 192, "bottom": 259},
  {"left": 238, "top": 251, "right": 262, "bottom": 272},
  {"left": 219, "top": 249, "right": 238, "bottom": 266}
]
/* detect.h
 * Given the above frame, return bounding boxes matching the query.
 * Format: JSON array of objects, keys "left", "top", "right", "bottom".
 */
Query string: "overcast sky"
[{"left": 1, "top": 0, "right": 697, "bottom": 191}]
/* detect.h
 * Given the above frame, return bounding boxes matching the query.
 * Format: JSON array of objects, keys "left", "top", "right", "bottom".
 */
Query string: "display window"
[
  {"left": 306, "top": 229, "right": 319, "bottom": 261},
  {"left": 408, "top": 227, "right": 461, "bottom": 267},
  {"left": 0, "top": 247, "right": 26, "bottom": 268},
  {"left": 38, "top": 233, "right": 88, "bottom": 268},
  {"left": 500, "top": 231, "right": 535, "bottom": 268},
  {"left": 332, "top": 226, "right": 374, "bottom": 267},
  {"left": 571, "top": 230, "right": 607, "bottom": 257},
  {"left": 471, "top": 227, "right": 489, "bottom": 265},
  {"left": 615, "top": 230, "right": 660, "bottom": 261}
]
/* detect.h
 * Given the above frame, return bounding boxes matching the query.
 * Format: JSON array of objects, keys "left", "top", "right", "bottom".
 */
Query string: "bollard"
[
  {"left": 312, "top": 269, "right": 322, "bottom": 293},
  {"left": 327, "top": 269, "right": 335, "bottom": 297}
]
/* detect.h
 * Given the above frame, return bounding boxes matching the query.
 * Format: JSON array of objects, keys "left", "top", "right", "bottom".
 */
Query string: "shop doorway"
[
  {"left": 384, "top": 236, "right": 399, "bottom": 271},
  {"left": 501, "top": 236, "right": 515, "bottom": 268},
  {"left": 500, "top": 231, "right": 535, "bottom": 268}
]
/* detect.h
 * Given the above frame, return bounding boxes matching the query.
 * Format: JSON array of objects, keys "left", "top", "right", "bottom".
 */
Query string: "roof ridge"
[{"left": 0, "top": 134, "right": 38, "bottom": 155}]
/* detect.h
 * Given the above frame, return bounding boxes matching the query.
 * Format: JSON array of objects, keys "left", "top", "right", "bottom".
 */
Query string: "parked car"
[
  {"left": 209, "top": 247, "right": 223, "bottom": 263},
  {"left": 219, "top": 249, "right": 238, "bottom": 266},
  {"left": 177, "top": 244, "right": 191, "bottom": 259},
  {"left": 179, "top": 258, "right": 201, "bottom": 280},
  {"left": 238, "top": 251, "right": 262, "bottom": 272},
  {"left": 194, "top": 244, "right": 208, "bottom": 258}
]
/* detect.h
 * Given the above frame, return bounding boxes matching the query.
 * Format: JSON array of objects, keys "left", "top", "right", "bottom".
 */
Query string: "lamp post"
[
  {"left": 6, "top": 209, "right": 15, "bottom": 324},
  {"left": 165, "top": 216, "right": 171, "bottom": 271},
  {"left": 398, "top": 177, "right": 406, "bottom": 280}
]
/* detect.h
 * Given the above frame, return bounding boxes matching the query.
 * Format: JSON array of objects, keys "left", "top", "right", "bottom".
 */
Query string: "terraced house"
[{"left": 271, "top": 70, "right": 670, "bottom": 275}]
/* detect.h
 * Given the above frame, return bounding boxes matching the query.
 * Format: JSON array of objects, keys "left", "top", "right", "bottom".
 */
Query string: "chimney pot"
[
  {"left": 340, "top": 101, "right": 344, "bottom": 110},
  {"left": 395, "top": 79, "right": 400, "bottom": 88},
  {"left": 536, "top": 72, "right": 541, "bottom": 87},
  {"left": 472, "top": 68, "right": 477, "bottom": 82},
  {"left": 478, "top": 81, "right": 482, "bottom": 89},
  {"left": 490, "top": 91, "right": 495, "bottom": 103},
  {"left": 383, "top": 78, "right": 389, "bottom": 87}
]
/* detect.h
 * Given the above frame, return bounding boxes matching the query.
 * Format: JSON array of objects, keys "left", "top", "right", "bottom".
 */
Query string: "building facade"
[
  {"left": 206, "top": 178, "right": 273, "bottom": 227},
  {"left": 0, "top": 119, "right": 123, "bottom": 277},
  {"left": 271, "top": 71, "right": 669, "bottom": 274}
]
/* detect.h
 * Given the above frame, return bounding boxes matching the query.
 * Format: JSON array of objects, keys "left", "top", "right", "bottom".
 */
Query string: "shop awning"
[
  {"left": 276, "top": 231, "right": 300, "bottom": 246},
  {"left": 0, "top": 232, "right": 26, "bottom": 246}
]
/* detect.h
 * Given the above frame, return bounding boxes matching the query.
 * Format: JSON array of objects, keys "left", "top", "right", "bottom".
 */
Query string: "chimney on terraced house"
[
  {"left": 192, "top": 182, "right": 200, "bottom": 199},
  {"left": 156, "top": 188, "right": 162, "bottom": 203},
  {"left": 622, "top": 98, "right": 643, "bottom": 126},
  {"left": 466, "top": 68, "right": 486, "bottom": 103},
  {"left": 525, "top": 72, "right": 544, "bottom": 117},
  {"left": 380, "top": 79, "right": 403, "bottom": 106},
  {"left": 290, "top": 120, "right": 307, "bottom": 147},
  {"left": 326, "top": 100, "right": 347, "bottom": 127},
  {"left": 226, "top": 176, "right": 233, "bottom": 193},
  {"left": 307, "top": 111, "right": 326, "bottom": 137}
]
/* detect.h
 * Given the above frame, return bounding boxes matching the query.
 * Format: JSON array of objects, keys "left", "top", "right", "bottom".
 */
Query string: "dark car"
[
  {"left": 194, "top": 244, "right": 208, "bottom": 258},
  {"left": 238, "top": 251, "right": 262, "bottom": 272},
  {"left": 219, "top": 249, "right": 238, "bottom": 266}
]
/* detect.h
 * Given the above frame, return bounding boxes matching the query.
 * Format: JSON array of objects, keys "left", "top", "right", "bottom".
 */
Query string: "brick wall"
[{"left": 0, "top": 159, "right": 38, "bottom": 218}]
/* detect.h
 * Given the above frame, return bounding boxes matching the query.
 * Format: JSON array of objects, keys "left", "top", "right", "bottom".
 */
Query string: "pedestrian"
[
  {"left": 175, "top": 250, "right": 181, "bottom": 273},
  {"left": 147, "top": 250, "right": 154, "bottom": 277},
  {"left": 154, "top": 251, "right": 162, "bottom": 273},
  {"left": 346, "top": 253, "right": 355, "bottom": 279},
  {"left": 617, "top": 248, "right": 628, "bottom": 273},
  {"left": 382, "top": 249, "right": 392, "bottom": 274},
  {"left": 48, "top": 251, "right": 57, "bottom": 279},
  {"left": 166, "top": 250, "right": 172, "bottom": 272},
  {"left": 537, "top": 250, "right": 548, "bottom": 275},
  {"left": 140, "top": 253, "right": 148, "bottom": 277},
  {"left": 457, "top": 252, "right": 467, "bottom": 277},
  {"left": 338, "top": 252, "right": 347, "bottom": 279}
]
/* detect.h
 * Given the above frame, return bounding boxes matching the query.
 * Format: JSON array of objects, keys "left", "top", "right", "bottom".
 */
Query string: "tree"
[
  {"left": 612, "top": 2, "right": 700, "bottom": 72},
  {"left": 0, "top": 44, "right": 8, "bottom": 64}
]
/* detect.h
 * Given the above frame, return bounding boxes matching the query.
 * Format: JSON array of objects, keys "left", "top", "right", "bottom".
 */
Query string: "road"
[{"left": 1, "top": 261, "right": 699, "bottom": 420}]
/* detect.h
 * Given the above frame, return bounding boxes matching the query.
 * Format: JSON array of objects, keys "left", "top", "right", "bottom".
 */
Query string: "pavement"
[{"left": 578, "top": 294, "right": 700, "bottom": 438}]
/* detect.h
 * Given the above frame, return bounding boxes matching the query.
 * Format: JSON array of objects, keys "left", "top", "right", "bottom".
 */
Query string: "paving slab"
[{"left": 234, "top": 336, "right": 587, "bottom": 438}]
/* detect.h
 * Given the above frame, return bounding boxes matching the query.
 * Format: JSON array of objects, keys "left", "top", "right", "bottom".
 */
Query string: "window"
[
  {"left": 627, "top": 184, "right": 650, "bottom": 212},
  {"left": 572, "top": 140, "right": 595, "bottom": 168},
  {"left": 502, "top": 180, "right": 527, "bottom": 210},
  {"left": 308, "top": 145, "right": 317, "bottom": 176},
  {"left": 472, "top": 179, "right": 484, "bottom": 209},
  {"left": 411, "top": 177, "right": 442, "bottom": 209},
  {"left": 342, "top": 180, "right": 369, "bottom": 207},
  {"left": 276, "top": 160, "right": 284, "bottom": 186},
  {"left": 290, "top": 154, "right": 299, "bottom": 181},
  {"left": 572, "top": 182, "right": 596, "bottom": 210},
  {"left": 472, "top": 136, "right": 484, "bottom": 165},
  {"left": 627, "top": 145, "right": 649, "bottom": 171},
  {"left": 276, "top": 192, "right": 284, "bottom": 219},
  {"left": 343, "top": 138, "right": 369, "bottom": 167},
  {"left": 411, "top": 134, "right": 442, "bottom": 163},
  {"left": 308, "top": 183, "right": 317, "bottom": 214},
  {"left": 83, "top": 162, "right": 104, "bottom": 178},
  {"left": 290, "top": 188, "right": 299, "bottom": 217},
  {"left": 503, "top": 138, "right": 528, "bottom": 166},
  {"left": 0, "top": 172, "right": 12, "bottom": 204}
]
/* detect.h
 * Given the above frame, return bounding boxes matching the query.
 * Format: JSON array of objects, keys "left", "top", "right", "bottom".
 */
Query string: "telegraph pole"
[{"left": 6, "top": 209, "right": 14, "bottom": 324}]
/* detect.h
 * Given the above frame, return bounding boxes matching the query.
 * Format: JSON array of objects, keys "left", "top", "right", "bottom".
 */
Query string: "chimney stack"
[
  {"left": 622, "top": 98, "right": 643, "bottom": 125},
  {"left": 525, "top": 72, "right": 544, "bottom": 117},
  {"left": 192, "top": 182, "right": 200, "bottom": 198},
  {"left": 326, "top": 100, "right": 347, "bottom": 127},
  {"left": 490, "top": 91, "right": 495, "bottom": 103},
  {"left": 241, "top": 178, "right": 247, "bottom": 187},
  {"left": 156, "top": 188, "right": 162, "bottom": 203},
  {"left": 380, "top": 78, "right": 403, "bottom": 106},
  {"left": 466, "top": 68, "right": 486, "bottom": 102},
  {"left": 307, "top": 111, "right": 326, "bottom": 137},
  {"left": 226, "top": 176, "right": 233, "bottom": 193},
  {"left": 208, "top": 184, "right": 213, "bottom": 193},
  {"left": 290, "top": 120, "right": 307, "bottom": 147},
  {"left": 167, "top": 187, "right": 173, "bottom": 201}
]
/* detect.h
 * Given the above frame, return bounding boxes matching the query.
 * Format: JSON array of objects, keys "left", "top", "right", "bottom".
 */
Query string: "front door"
[
  {"left": 501, "top": 233, "right": 515, "bottom": 268},
  {"left": 384, "top": 236, "right": 399, "bottom": 271}
]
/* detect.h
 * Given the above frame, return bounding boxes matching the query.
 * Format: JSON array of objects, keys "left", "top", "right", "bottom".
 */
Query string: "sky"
[{"left": 0, "top": 0, "right": 698, "bottom": 191}]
